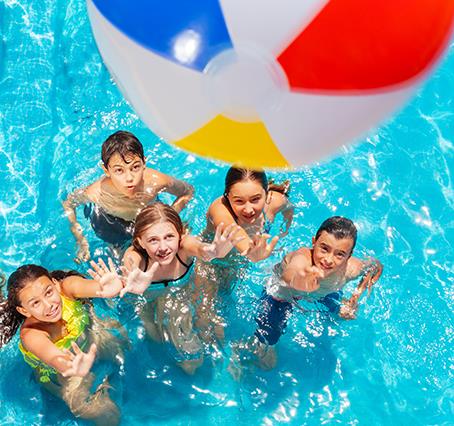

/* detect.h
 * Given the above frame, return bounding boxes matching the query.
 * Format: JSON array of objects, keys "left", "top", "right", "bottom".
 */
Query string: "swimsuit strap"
[
  {"left": 142, "top": 252, "right": 192, "bottom": 273},
  {"left": 150, "top": 254, "right": 194, "bottom": 287},
  {"left": 262, "top": 209, "right": 272, "bottom": 234},
  {"left": 143, "top": 254, "right": 149, "bottom": 272},
  {"left": 176, "top": 252, "right": 192, "bottom": 269}
]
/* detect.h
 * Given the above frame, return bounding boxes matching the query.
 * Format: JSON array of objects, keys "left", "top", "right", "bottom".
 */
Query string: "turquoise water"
[{"left": 1, "top": 1, "right": 453, "bottom": 424}]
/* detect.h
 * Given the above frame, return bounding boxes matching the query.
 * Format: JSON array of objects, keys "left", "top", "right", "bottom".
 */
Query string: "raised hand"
[
  {"left": 88, "top": 257, "right": 123, "bottom": 298},
  {"left": 61, "top": 342, "right": 97, "bottom": 378},
  {"left": 291, "top": 265, "right": 324, "bottom": 292},
  {"left": 201, "top": 223, "right": 244, "bottom": 261},
  {"left": 241, "top": 233, "right": 279, "bottom": 262},
  {"left": 119, "top": 262, "right": 160, "bottom": 297}
]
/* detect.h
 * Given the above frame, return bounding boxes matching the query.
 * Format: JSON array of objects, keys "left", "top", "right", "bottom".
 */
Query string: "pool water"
[{"left": 0, "top": 1, "right": 453, "bottom": 425}]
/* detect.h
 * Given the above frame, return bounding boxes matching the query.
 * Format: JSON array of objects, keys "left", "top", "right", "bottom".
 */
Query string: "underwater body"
[{"left": 0, "top": 1, "right": 453, "bottom": 424}]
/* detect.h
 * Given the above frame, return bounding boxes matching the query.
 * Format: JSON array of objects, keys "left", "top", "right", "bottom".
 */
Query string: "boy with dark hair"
[
  {"left": 63, "top": 130, "right": 194, "bottom": 262},
  {"left": 254, "top": 216, "right": 382, "bottom": 348}
]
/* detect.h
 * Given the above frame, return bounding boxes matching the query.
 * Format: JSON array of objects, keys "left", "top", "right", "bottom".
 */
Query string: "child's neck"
[{"left": 152, "top": 255, "right": 181, "bottom": 280}]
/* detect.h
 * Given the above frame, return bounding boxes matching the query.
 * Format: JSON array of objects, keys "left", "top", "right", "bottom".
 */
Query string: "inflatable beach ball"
[{"left": 87, "top": 0, "right": 454, "bottom": 169}]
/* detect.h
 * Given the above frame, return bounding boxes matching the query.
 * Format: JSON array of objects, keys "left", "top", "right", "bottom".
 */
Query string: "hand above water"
[
  {"left": 201, "top": 223, "right": 245, "bottom": 261},
  {"left": 88, "top": 257, "right": 123, "bottom": 298},
  {"left": 290, "top": 265, "right": 324, "bottom": 292},
  {"left": 119, "top": 262, "right": 160, "bottom": 297},
  {"left": 241, "top": 233, "right": 279, "bottom": 263},
  {"left": 61, "top": 342, "right": 97, "bottom": 378}
]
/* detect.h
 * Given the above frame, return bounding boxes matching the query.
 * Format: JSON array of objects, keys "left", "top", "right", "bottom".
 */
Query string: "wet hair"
[
  {"left": 222, "top": 167, "right": 290, "bottom": 218},
  {"left": 0, "top": 265, "right": 84, "bottom": 348},
  {"left": 223, "top": 167, "right": 268, "bottom": 196},
  {"left": 101, "top": 130, "right": 145, "bottom": 168},
  {"left": 315, "top": 216, "right": 358, "bottom": 251},
  {"left": 133, "top": 202, "right": 185, "bottom": 259}
]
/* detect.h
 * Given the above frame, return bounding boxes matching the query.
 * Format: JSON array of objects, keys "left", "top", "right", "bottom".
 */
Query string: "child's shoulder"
[
  {"left": 84, "top": 180, "right": 102, "bottom": 200},
  {"left": 208, "top": 197, "right": 228, "bottom": 215},
  {"left": 268, "top": 190, "right": 289, "bottom": 212},
  {"left": 58, "top": 276, "right": 82, "bottom": 299},
  {"left": 346, "top": 256, "right": 364, "bottom": 280},
  {"left": 20, "top": 320, "right": 50, "bottom": 344},
  {"left": 143, "top": 167, "right": 167, "bottom": 183},
  {"left": 284, "top": 247, "right": 311, "bottom": 265}
]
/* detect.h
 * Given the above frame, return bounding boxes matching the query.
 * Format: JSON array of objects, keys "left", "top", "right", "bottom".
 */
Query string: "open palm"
[{"left": 120, "top": 262, "right": 160, "bottom": 297}]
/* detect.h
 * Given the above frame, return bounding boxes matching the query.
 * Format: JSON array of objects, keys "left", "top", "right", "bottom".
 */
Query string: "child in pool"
[
  {"left": 0, "top": 259, "right": 126, "bottom": 425},
  {"left": 63, "top": 130, "right": 194, "bottom": 262},
  {"left": 250, "top": 216, "right": 383, "bottom": 368},
  {"left": 205, "top": 167, "right": 293, "bottom": 262},
  {"left": 120, "top": 202, "right": 242, "bottom": 374},
  {"left": 195, "top": 167, "right": 294, "bottom": 342}
]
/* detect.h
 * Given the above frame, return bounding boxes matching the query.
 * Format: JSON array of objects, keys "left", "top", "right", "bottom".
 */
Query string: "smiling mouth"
[
  {"left": 47, "top": 305, "right": 60, "bottom": 318},
  {"left": 156, "top": 252, "right": 172, "bottom": 261},
  {"left": 320, "top": 264, "right": 333, "bottom": 271}
]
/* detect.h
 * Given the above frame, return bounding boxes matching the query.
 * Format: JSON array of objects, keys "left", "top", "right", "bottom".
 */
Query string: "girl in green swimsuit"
[
  {"left": 0, "top": 260, "right": 126, "bottom": 425},
  {"left": 120, "top": 202, "right": 242, "bottom": 374}
]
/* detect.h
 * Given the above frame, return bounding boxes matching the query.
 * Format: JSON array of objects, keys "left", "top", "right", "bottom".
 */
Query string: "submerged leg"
[
  {"left": 166, "top": 296, "right": 204, "bottom": 375},
  {"left": 60, "top": 373, "right": 120, "bottom": 426},
  {"left": 140, "top": 298, "right": 166, "bottom": 342}
]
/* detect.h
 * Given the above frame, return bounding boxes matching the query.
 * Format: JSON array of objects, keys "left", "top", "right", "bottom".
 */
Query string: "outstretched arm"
[
  {"left": 207, "top": 201, "right": 279, "bottom": 262},
  {"left": 281, "top": 251, "right": 323, "bottom": 293},
  {"left": 21, "top": 329, "right": 96, "bottom": 378},
  {"left": 61, "top": 258, "right": 123, "bottom": 299},
  {"left": 182, "top": 223, "right": 244, "bottom": 261}
]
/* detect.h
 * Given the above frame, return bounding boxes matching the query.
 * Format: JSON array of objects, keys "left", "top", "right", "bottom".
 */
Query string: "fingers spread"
[
  {"left": 71, "top": 341, "right": 82, "bottom": 355},
  {"left": 107, "top": 257, "right": 116, "bottom": 273}
]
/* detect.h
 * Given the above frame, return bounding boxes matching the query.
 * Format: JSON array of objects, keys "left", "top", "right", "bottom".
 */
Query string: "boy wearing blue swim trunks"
[
  {"left": 254, "top": 216, "right": 382, "bottom": 348},
  {"left": 63, "top": 131, "right": 193, "bottom": 262}
]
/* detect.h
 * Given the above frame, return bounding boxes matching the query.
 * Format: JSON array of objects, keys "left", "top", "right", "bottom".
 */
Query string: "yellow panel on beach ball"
[{"left": 174, "top": 115, "right": 290, "bottom": 169}]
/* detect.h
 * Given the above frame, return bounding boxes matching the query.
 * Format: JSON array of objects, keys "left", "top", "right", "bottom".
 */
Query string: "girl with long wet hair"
[{"left": 0, "top": 260, "right": 125, "bottom": 425}]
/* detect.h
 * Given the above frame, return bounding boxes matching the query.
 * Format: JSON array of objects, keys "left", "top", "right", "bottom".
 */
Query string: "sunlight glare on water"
[{"left": 0, "top": 1, "right": 453, "bottom": 425}]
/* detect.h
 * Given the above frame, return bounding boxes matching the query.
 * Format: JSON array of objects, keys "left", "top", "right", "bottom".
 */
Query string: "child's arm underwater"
[
  {"left": 20, "top": 328, "right": 97, "bottom": 378},
  {"left": 62, "top": 185, "right": 97, "bottom": 263},
  {"left": 339, "top": 258, "right": 383, "bottom": 320}
]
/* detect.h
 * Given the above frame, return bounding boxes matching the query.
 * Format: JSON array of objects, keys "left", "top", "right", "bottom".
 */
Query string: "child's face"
[
  {"left": 138, "top": 221, "right": 181, "bottom": 266},
  {"left": 226, "top": 179, "right": 267, "bottom": 225},
  {"left": 17, "top": 276, "right": 62, "bottom": 323},
  {"left": 104, "top": 153, "right": 145, "bottom": 196},
  {"left": 312, "top": 231, "right": 354, "bottom": 277}
]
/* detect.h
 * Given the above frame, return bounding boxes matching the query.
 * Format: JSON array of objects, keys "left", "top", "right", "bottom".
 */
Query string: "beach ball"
[{"left": 87, "top": 0, "right": 454, "bottom": 169}]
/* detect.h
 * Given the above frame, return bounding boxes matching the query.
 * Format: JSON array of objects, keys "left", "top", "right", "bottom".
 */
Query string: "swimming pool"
[{"left": 0, "top": 1, "right": 453, "bottom": 424}]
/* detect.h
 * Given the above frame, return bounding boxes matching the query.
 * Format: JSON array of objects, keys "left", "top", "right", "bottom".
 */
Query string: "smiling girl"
[
  {"left": 0, "top": 260, "right": 126, "bottom": 425},
  {"left": 206, "top": 167, "right": 293, "bottom": 262},
  {"left": 121, "top": 202, "right": 241, "bottom": 374}
]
